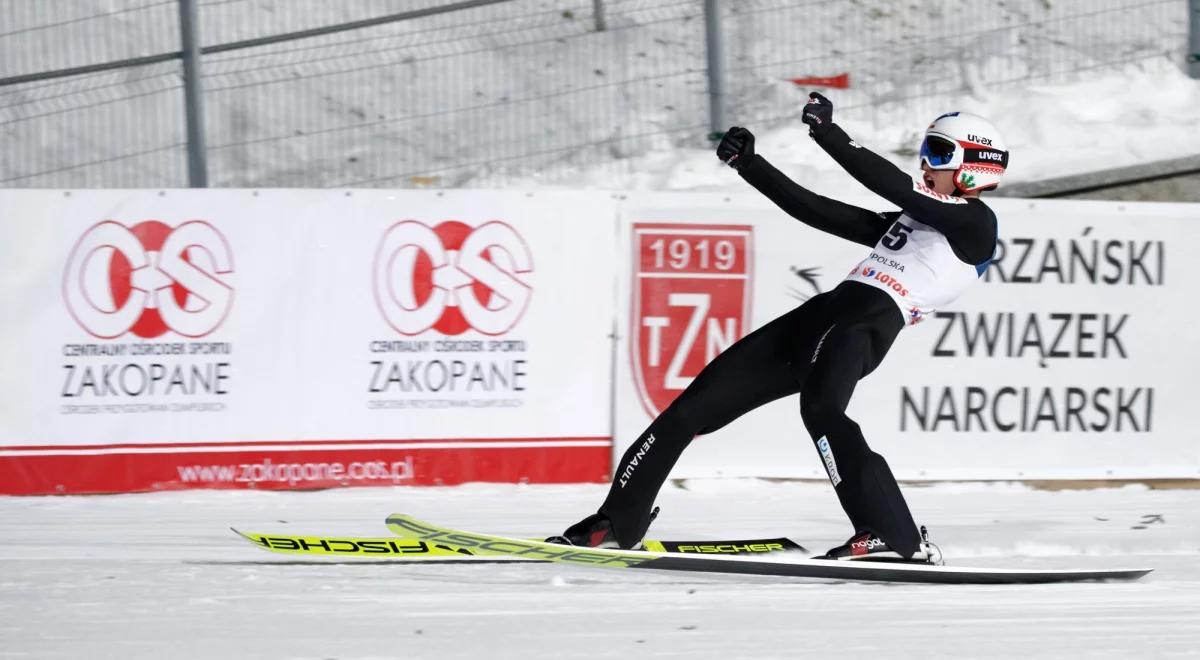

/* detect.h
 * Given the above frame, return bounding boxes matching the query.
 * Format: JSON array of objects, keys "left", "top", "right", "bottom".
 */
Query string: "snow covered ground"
[{"left": 2, "top": 480, "right": 1197, "bottom": 659}]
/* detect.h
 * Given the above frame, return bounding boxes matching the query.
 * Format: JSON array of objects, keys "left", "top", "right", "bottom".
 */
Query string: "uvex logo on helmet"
[
  {"left": 373, "top": 220, "right": 533, "bottom": 336},
  {"left": 63, "top": 220, "right": 234, "bottom": 339}
]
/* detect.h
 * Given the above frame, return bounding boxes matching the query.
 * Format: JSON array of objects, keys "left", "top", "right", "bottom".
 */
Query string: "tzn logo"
[
  {"left": 631, "top": 223, "right": 752, "bottom": 417},
  {"left": 373, "top": 220, "right": 533, "bottom": 336},
  {"left": 63, "top": 220, "right": 234, "bottom": 339}
]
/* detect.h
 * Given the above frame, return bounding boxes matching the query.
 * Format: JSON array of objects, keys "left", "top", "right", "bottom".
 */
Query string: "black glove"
[
  {"left": 716, "top": 126, "right": 755, "bottom": 169},
  {"left": 801, "top": 92, "right": 834, "bottom": 136}
]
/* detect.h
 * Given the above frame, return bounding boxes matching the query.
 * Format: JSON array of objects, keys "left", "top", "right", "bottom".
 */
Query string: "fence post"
[
  {"left": 593, "top": 0, "right": 606, "bottom": 31},
  {"left": 179, "top": 0, "right": 208, "bottom": 187},
  {"left": 703, "top": 0, "right": 726, "bottom": 140},
  {"left": 1190, "top": 0, "right": 1200, "bottom": 79}
]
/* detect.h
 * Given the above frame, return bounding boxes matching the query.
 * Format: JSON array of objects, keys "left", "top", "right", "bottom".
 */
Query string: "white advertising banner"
[
  {"left": 880, "top": 198, "right": 1200, "bottom": 479},
  {"left": 3, "top": 188, "right": 1196, "bottom": 494},
  {"left": 0, "top": 190, "right": 617, "bottom": 493},
  {"left": 614, "top": 194, "right": 1200, "bottom": 481}
]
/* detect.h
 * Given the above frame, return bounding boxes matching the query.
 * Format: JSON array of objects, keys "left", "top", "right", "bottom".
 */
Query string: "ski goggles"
[
  {"left": 919, "top": 135, "right": 959, "bottom": 169},
  {"left": 921, "top": 134, "right": 1010, "bottom": 170}
]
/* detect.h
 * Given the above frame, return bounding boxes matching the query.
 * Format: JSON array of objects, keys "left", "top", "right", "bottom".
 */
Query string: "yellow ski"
[
  {"left": 234, "top": 529, "right": 498, "bottom": 559},
  {"left": 234, "top": 528, "right": 803, "bottom": 559}
]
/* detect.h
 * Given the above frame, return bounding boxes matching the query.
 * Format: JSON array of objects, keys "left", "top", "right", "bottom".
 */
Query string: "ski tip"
[
  {"left": 231, "top": 528, "right": 261, "bottom": 543},
  {"left": 230, "top": 528, "right": 275, "bottom": 553},
  {"left": 231, "top": 528, "right": 274, "bottom": 547},
  {"left": 1075, "top": 567, "right": 1155, "bottom": 582}
]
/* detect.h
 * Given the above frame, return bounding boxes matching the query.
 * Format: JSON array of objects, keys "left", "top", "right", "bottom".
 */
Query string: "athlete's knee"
[
  {"left": 799, "top": 391, "right": 846, "bottom": 429},
  {"left": 655, "top": 398, "right": 691, "bottom": 429},
  {"left": 658, "top": 391, "right": 717, "bottom": 433}
]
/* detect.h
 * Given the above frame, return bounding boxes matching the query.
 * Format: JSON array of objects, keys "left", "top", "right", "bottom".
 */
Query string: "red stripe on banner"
[
  {"left": 0, "top": 436, "right": 612, "bottom": 453},
  {"left": 633, "top": 223, "right": 754, "bottom": 233},
  {"left": 0, "top": 441, "right": 612, "bottom": 495}
]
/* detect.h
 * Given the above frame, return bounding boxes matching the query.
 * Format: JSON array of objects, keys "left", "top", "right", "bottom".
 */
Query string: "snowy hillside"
[{"left": 513, "top": 58, "right": 1200, "bottom": 203}]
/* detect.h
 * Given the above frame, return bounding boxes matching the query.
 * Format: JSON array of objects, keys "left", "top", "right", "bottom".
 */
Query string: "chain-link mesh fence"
[
  {"left": 0, "top": 0, "right": 1188, "bottom": 188},
  {"left": 191, "top": 0, "right": 713, "bottom": 187},
  {"left": 726, "top": 0, "right": 1184, "bottom": 131},
  {"left": 0, "top": 2, "right": 186, "bottom": 187}
]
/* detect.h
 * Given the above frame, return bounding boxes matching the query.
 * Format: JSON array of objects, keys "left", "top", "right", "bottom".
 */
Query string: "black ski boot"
[
  {"left": 817, "top": 526, "right": 942, "bottom": 564},
  {"left": 546, "top": 507, "right": 659, "bottom": 550}
]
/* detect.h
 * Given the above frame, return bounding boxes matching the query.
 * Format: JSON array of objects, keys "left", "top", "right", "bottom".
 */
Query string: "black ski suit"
[{"left": 598, "top": 123, "right": 998, "bottom": 558}]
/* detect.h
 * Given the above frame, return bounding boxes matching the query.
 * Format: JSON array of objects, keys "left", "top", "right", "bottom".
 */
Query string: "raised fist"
[
  {"left": 802, "top": 92, "right": 834, "bottom": 135},
  {"left": 716, "top": 126, "right": 755, "bottom": 169}
]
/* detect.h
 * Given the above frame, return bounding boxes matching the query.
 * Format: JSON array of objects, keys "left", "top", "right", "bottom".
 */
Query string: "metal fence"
[{"left": 0, "top": 0, "right": 1189, "bottom": 189}]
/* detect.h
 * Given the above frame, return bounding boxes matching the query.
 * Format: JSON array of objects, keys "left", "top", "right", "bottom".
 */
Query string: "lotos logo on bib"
[{"left": 860, "top": 267, "right": 909, "bottom": 297}]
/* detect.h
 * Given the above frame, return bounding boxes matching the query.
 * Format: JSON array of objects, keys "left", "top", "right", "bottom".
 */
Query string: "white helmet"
[{"left": 919, "top": 112, "right": 1009, "bottom": 194}]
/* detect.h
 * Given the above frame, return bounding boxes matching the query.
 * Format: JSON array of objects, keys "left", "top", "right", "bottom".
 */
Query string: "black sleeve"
[
  {"left": 736, "top": 153, "right": 891, "bottom": 248},
  {"left": 811, "top": 124, "right": 997, "bottom": 265}
]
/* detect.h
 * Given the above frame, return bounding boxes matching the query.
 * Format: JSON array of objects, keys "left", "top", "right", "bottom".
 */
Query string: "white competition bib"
[{"left": 845, "top": 213, "right": 990, "bottom": 326}]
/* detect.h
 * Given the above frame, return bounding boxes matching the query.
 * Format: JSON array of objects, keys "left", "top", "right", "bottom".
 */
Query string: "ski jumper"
[{"left": 598, "top": 124, "right": 998, "bottom": 558}]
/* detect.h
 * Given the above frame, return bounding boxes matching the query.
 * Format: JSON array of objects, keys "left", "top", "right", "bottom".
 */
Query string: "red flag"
[{"left": 787, "top": 72, "right": 850, "bottom": 89}]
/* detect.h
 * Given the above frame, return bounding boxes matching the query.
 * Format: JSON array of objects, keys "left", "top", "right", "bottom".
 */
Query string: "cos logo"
[
  {"left": 63, "top": 220, "right": 235, "bottom": 339},
  {"left": 373, "top": 220, "right": 533, "bottom": 336}
]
